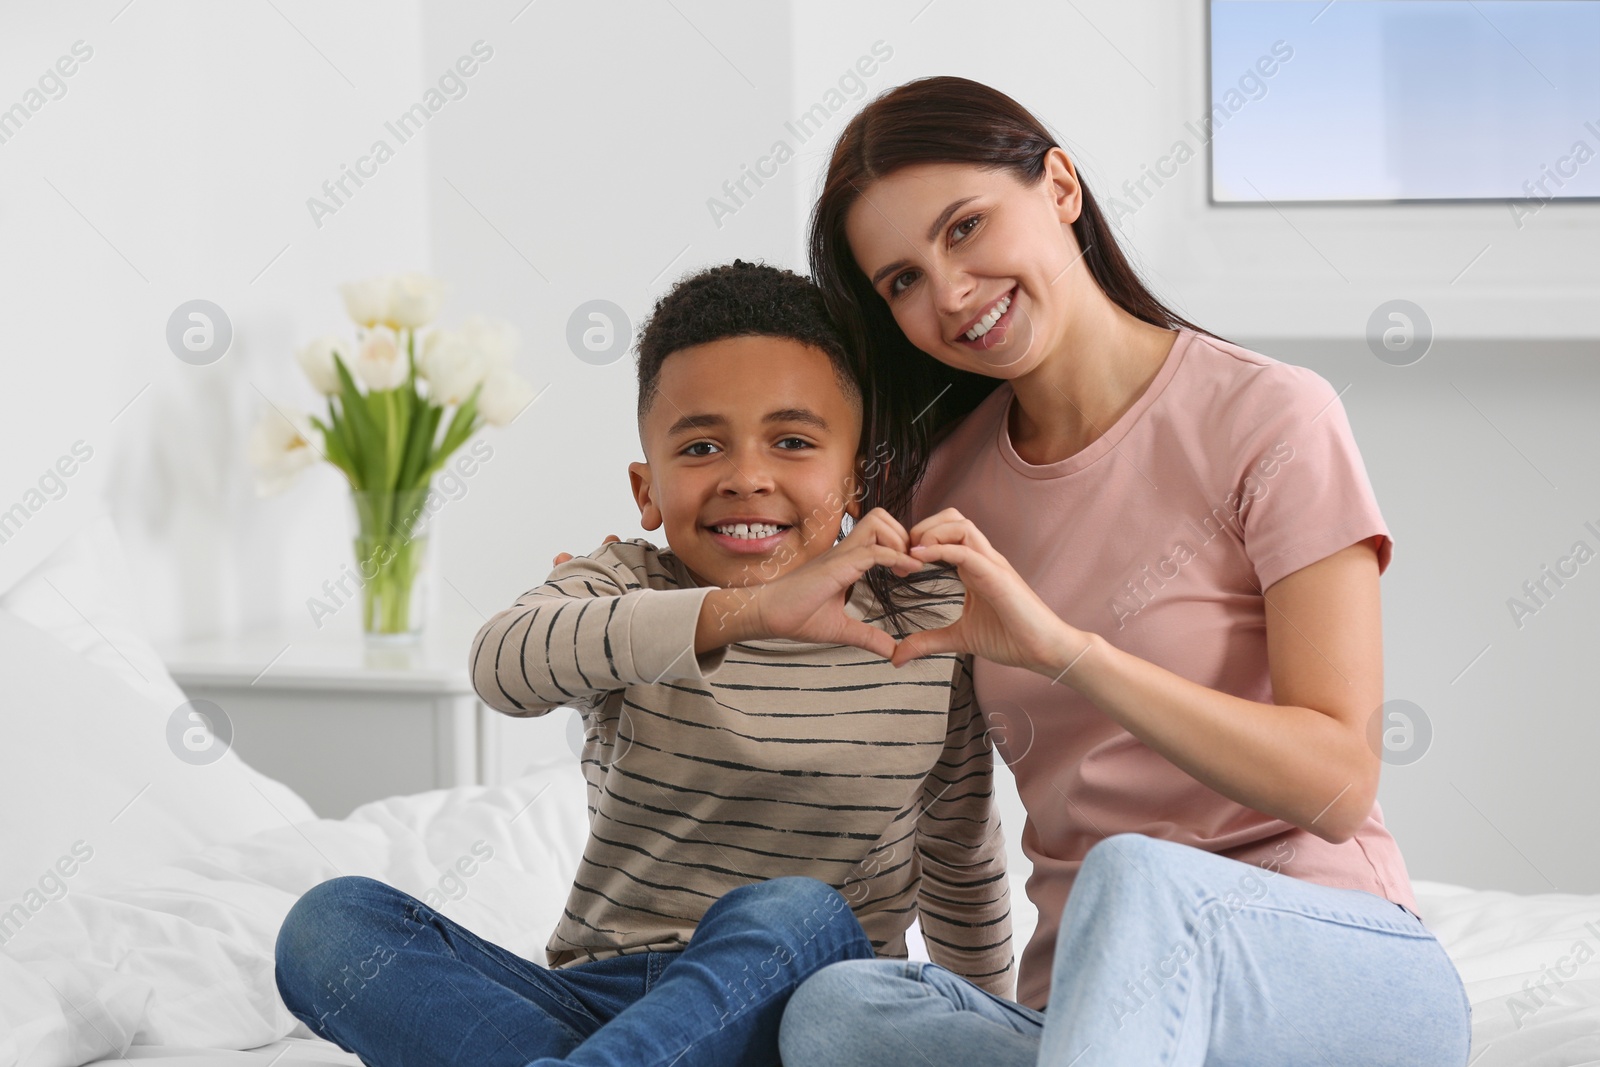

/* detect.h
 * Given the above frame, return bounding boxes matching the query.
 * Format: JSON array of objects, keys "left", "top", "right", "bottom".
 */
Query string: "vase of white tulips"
[{"left": 250, "top": 271, "right": 536, "bottom": 642}]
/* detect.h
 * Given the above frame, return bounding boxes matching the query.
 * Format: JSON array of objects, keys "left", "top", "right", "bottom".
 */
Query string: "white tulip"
[
  {"left": 354, "top": 325, "right": 408, "bottom": 391},
  {"left": 295, "top": 335, "right": 348, "bottom": 396},
  {"left": 389, "top": 272, "right": 447, "bottom": 330},
  {"left": 338, "top": 276, "right": 395, "bottom": 329},
  {"left": 418, "top": 328, "right": 488, "bottom": 407},
  {"left": 248, "top": 409, "right": 320, "bottom": 496},
  {"left": 478, "top": 369, "right": 539, "bottom": 427},
  {"left": 458, "top": 314, "right": 519, "bottom": 371}
]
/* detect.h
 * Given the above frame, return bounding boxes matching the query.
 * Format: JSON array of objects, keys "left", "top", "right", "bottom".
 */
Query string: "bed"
[{"left": 2, "top": 513, "right": 1596, "bottom": 1067}]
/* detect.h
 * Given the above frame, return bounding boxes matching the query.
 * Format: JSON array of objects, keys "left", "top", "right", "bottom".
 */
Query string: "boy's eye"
[{"left": 682, "top": 438, "right": 808, "bottom": 455}]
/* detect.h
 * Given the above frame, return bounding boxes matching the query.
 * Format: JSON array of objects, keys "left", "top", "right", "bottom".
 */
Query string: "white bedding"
[
  {"left": 0, "top": 534, "right": 583, "bottom": 1067},
  {"left": 4, "top": 774, "right": 1597, "bottom": 1067},
  {"left": 101, "top": 1038, "right": 360, "bottom": 1067},
  {"left": 1, "top": 518, "right": 1595, "bottom": 1066},
  {"left": 0, "top": 763, "right": 591, "bottom": 1067},
  {"left": 1410, "top": 880, "right": 1600, "bottom": 1066}
]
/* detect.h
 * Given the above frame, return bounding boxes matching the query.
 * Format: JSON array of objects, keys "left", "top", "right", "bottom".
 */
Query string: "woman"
[{"left": 776, "top": 76, "right": 1472, "bottom": 1066}]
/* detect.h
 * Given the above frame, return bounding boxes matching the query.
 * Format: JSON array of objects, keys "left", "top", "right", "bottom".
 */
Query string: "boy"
[{"left": 275, "top": 261, "right": 1011, "bottom": 1067}]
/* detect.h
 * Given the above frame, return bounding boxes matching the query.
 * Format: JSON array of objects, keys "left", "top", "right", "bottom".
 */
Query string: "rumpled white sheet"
[
  {"left": 6, "top": 787, "right": 1600, "bottom": 1067},
  {"left": 0, "top": 762, "right": 591, "bottom": 1067},
  {"left": 1412, "top": 880, "right": 1600, "bottom": 1067}
]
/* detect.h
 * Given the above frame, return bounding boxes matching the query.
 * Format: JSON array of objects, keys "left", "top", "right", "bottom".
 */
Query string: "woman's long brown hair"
[{"left": 810, "top": 76, "right": 1223, "bottom": 564}]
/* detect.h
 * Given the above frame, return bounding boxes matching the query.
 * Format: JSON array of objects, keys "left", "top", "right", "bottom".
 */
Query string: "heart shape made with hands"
[{"left": 550, "top": 508, "right": 1079, "bottom": 678}]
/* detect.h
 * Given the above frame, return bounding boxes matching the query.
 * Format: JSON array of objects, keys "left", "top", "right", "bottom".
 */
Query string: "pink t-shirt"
[{"left": 910, "top": 327, "right": 1415, "bottom": 1011}]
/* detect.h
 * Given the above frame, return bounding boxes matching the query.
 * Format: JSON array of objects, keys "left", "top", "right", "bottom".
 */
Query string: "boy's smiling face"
[{"left": 629, "top": 335, "right": 864, "bottom": 589}]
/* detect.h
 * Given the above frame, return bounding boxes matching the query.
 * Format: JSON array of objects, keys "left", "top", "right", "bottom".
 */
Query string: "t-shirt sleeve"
[
  {"left": 468, "top": 539, "right": 727, "bottom": 719},
  {"left": 1237, "top": 366, "right": 1394, "bottom": 593}
]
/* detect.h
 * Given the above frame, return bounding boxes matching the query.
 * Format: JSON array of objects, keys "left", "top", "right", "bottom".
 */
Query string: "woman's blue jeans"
[
  {"left": 274, "top": 874, "right": 873, "bottom": 1067},
  {"left": 779, "top": 833, "right": 1473, "bottom": 1066}
]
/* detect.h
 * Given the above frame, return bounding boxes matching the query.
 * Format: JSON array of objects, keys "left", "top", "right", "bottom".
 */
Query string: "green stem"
[{"left": 354, "top": 486, "right": 431, "bottom": 636}]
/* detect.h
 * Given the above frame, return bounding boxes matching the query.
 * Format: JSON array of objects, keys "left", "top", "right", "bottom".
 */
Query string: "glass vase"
[{"left": 348, "top": 486, "right": 436, "bottom": 643}]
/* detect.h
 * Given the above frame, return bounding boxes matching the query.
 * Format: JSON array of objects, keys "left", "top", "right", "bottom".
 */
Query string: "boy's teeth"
[
  {"left": 715, "top": 523, "right": 782, "bottom": 539},
  {"left": 964, "top": 293, "right": 1011, "bottom": 340}
]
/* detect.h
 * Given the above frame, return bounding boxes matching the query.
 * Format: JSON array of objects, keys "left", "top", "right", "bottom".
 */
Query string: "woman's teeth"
[
  {"left": 713, "top": 523, "right": 784, "bottom": 539},
  {"left": 964, "top": 291, "right": 1012, "bottom": 341}
]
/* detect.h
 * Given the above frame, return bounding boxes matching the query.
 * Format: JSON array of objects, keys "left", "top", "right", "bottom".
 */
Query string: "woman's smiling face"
[{"left": 843, "top": 151, "right": 1087, "bottom": 379}]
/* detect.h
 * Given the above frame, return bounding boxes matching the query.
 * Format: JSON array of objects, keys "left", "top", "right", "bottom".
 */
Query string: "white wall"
[
  {"left": 1252, "top": 337, "right": 1600, "bottom": 899},
  {"left": 1, "top": 0, "right": 430, "bottom": 644},
  {"left": 421, "top": 0, "right": 804, "bottom": 635}
]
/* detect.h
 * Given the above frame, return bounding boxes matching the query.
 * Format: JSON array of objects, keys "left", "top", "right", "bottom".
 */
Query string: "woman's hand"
[
  {"left": 742, "top": 507, "right": 924, "bottom": 660},
  {"left": 553, "top": 535, "right": 620, "bottom": 568},
  {"left": 891, "top": 508, "right": 1088, "bottom": 676}
]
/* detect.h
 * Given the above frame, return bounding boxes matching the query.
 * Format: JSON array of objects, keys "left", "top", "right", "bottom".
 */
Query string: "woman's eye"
[
  {"left": 776, "top": 437, "right": 811, "bottom": 450},
  {"left": 948, "top": 212, "right": 984, "bottom": 256},
  {"left": 889, "top": 270, "right": 918, "bottom": 298},
  {"left": 886, "top": 214, "right": 981, "bottom": 299}
]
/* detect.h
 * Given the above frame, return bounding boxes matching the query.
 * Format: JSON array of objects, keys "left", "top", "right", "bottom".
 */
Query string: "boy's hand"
[
  {"left": 741, "top": 508, "right": 924, "bottom": 659},
  {"left": 890, "top": 507, "right": 1084, "bottom": 676},
  {"left": 553, "top": 534, "right": 620, "bottom": 568}
]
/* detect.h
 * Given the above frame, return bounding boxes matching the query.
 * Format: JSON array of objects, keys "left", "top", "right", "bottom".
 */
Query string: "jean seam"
[
  {"left": 1440, "top": 940, "right": 1474, "bottom": 1062},
  {"left": 413, "top": 900, "right": 595, "bottom": 1022},
  {"left": 1233, "top": 901, "right": 1474, "bottom": 1063},
  {"left": 646, "top": 958, "right": 875, "bottom": 1067},
  {"left": 1215, "top": 899, "right": 1437, "bottom": 939},
  {"left": 1147, "top": 938, "right": 1199, "bottom": 1067},
  {"left": 918, "top": 961, "right": 1045, "bottom": 1033}
]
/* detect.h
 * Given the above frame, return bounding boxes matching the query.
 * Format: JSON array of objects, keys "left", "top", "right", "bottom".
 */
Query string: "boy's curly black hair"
[
  {"left": 632, "top": 257, "right": 954, "bottom": 638},
  {"left": 635, "top": 258, "right": 860, "bottom": 424}
]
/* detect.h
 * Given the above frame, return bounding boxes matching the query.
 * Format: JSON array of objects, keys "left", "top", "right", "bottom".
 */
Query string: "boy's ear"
[
  {"left": 844, "top": 462, "right": 866, "bottom": 520},
  {"left": 628, "top": 461, "right": 663, "bottom": 530}
]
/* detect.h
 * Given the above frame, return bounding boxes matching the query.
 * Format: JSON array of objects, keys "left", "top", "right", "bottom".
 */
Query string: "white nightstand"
[{"left": 156, "top": 624, "right": 575, "bottom": 819}]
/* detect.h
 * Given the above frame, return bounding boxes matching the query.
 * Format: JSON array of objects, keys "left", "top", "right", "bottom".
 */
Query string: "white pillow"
[
  {"left": 0, "top": 504, "right": 313, "bottom": 826},
  {"left": 0, "top": 506, "right": 195, "bottom": 713},
  {"left": 0, "top": 609, "right": 324, "bottom": 905},
  {"left": 0, "top": 506, "right": 318, "bottom": 907}
]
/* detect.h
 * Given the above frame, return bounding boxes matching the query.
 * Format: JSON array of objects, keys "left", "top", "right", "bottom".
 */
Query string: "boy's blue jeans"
[
  {"left": 274, "top": 874, "right": 873, "bottom": 1067},
  {"left": 780, "top": 833, "right": 1473, "bottom": 1066}
]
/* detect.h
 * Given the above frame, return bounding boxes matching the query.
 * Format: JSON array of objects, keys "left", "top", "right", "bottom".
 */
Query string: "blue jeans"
[
  {"left": 274, "top": 874, "right": 873, "bottom": 1067},
  {"left": 780, "top": 833, "right": 1473, "bottom": 1066}
]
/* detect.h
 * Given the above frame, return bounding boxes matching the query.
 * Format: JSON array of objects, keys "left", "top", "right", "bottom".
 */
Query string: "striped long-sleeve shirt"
[{"left": 468, "top": 537, "right": 1015, "bottom": 998}]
